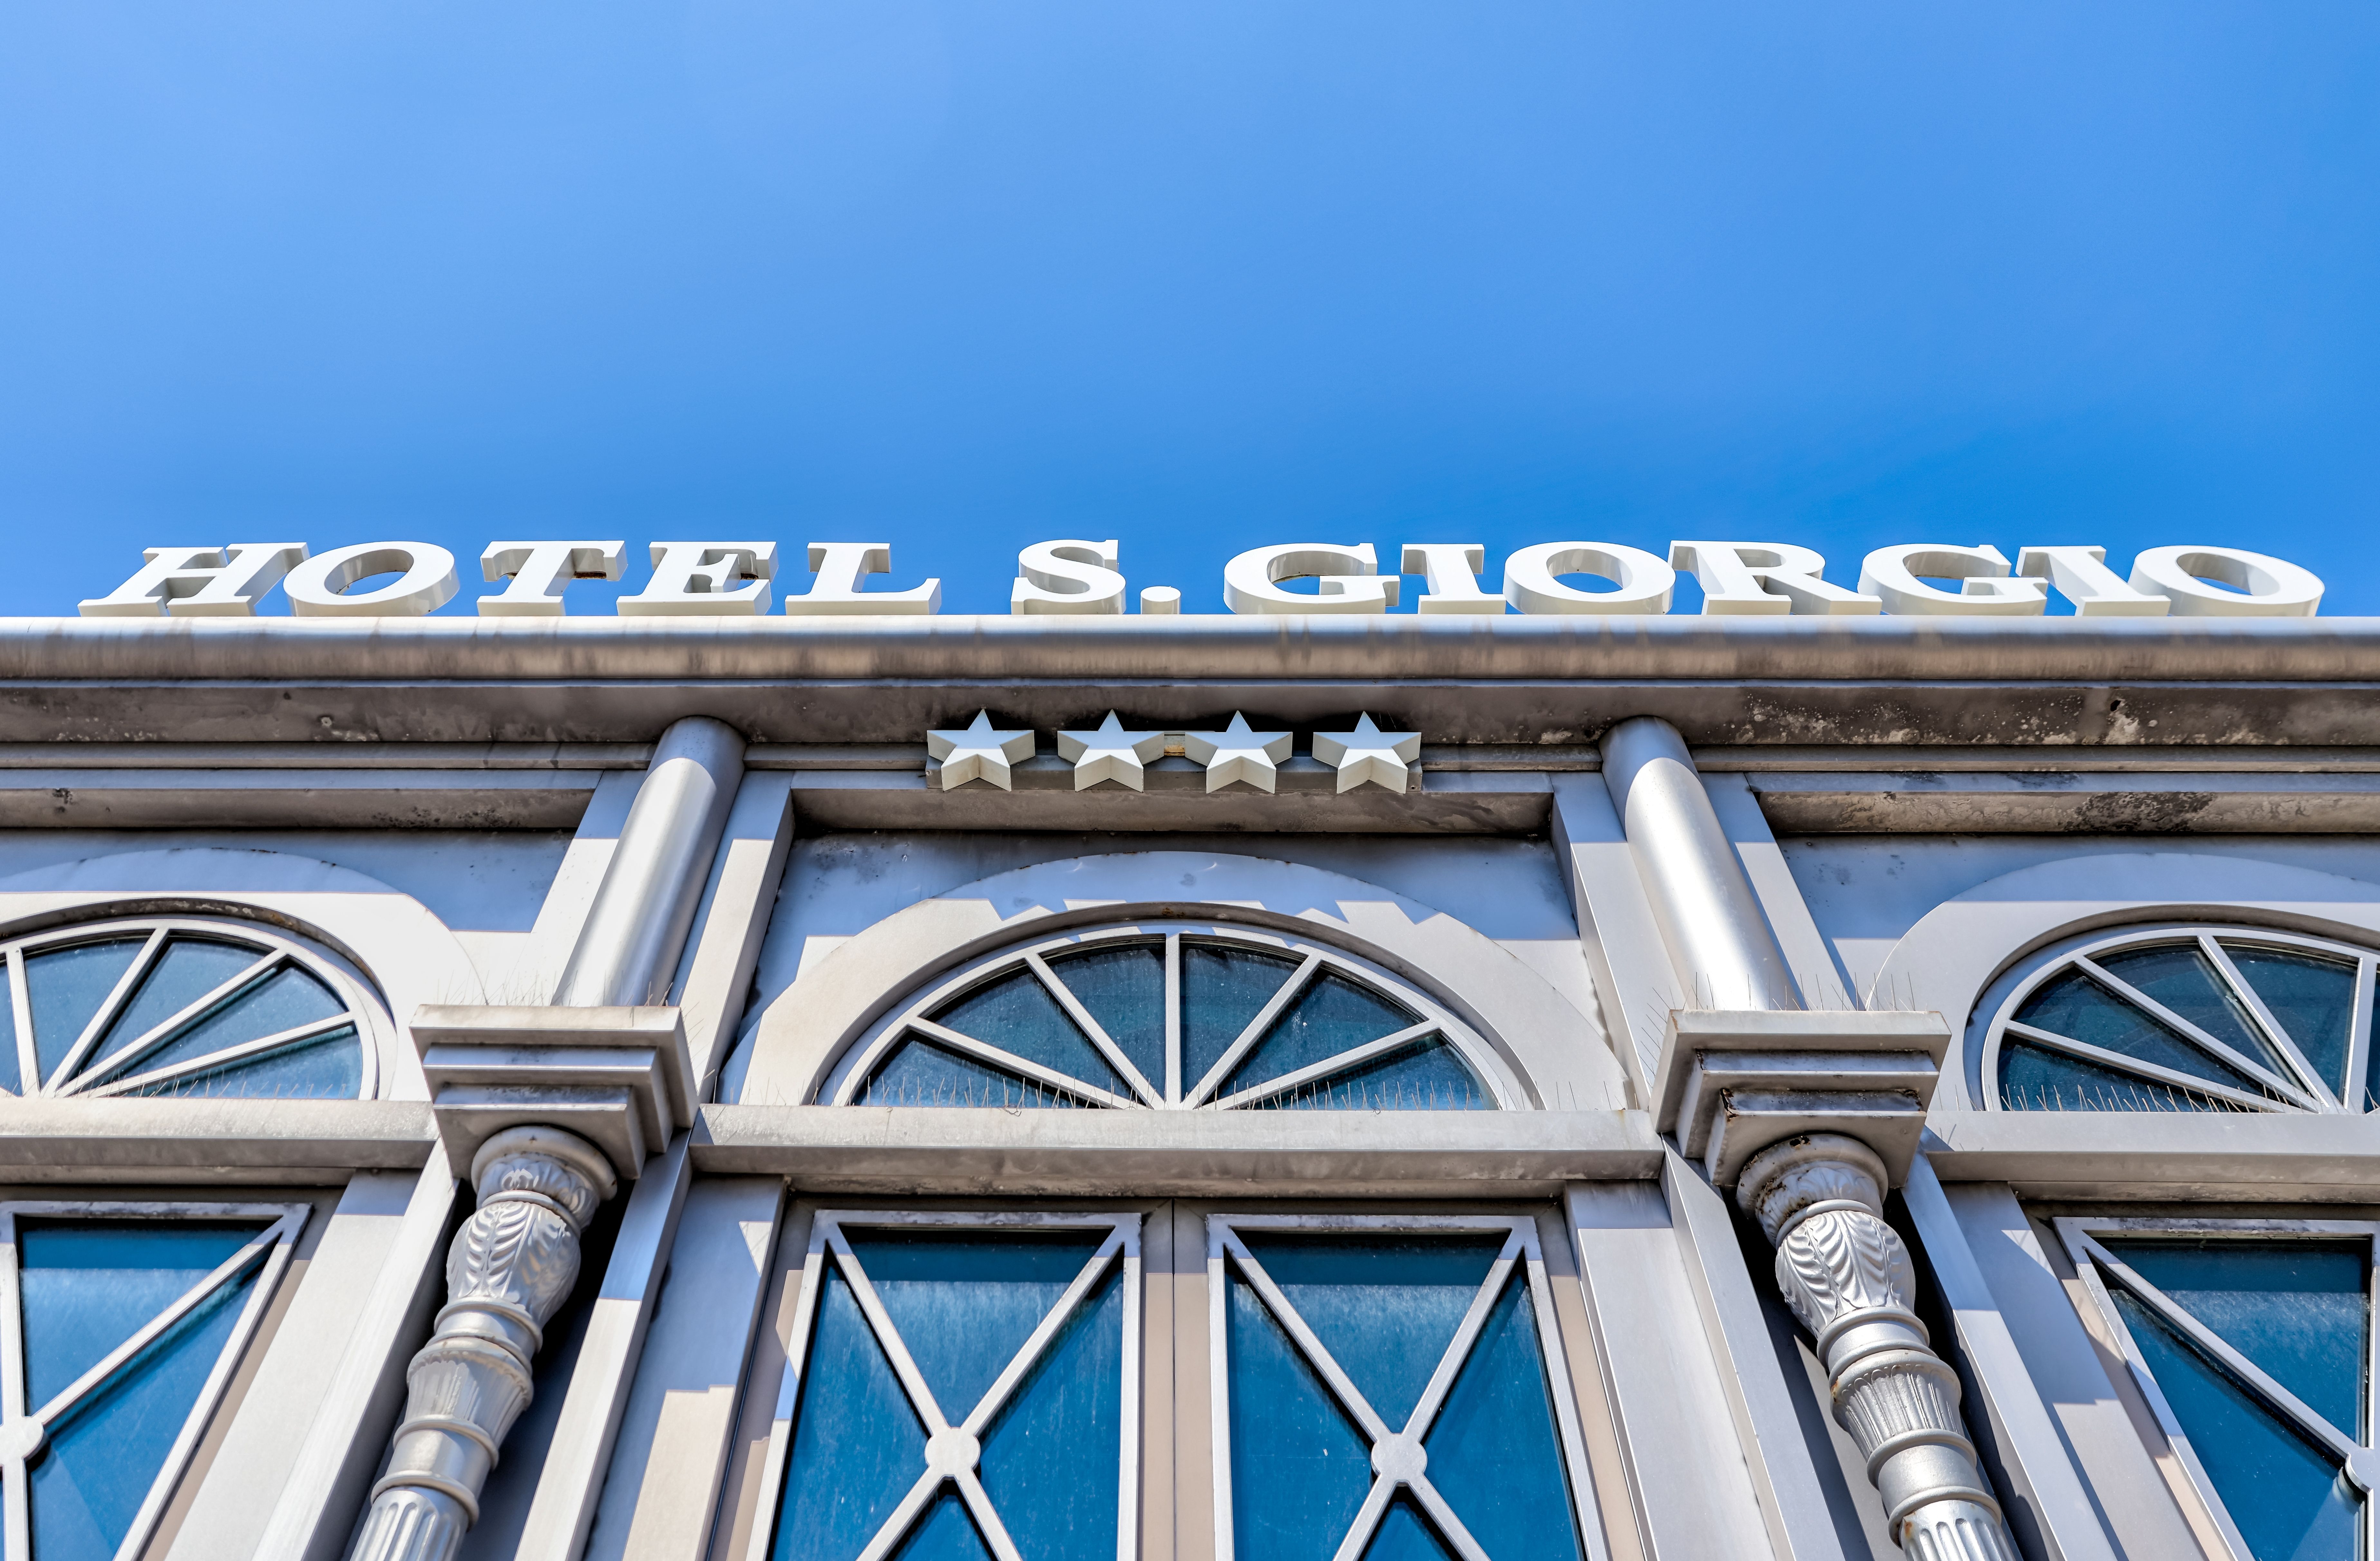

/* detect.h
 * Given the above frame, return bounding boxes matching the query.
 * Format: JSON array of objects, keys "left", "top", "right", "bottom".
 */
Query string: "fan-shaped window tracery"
[
  {"left": 1985, "top": 925, "right": 2376, "bottom": 1114},
  {"left": 823, "top": 924, "right": 1505, "bottom": 1110},
  {"left": 0, "top": 918, "right": 376, "bottom": 1101}
]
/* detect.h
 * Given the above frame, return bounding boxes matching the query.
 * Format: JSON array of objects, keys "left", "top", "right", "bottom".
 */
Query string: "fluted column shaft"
[
  {"left": 1737, "top": 1134, "right": 2018, "bottom": 1561},
  {"left": 349, "top": 1128, "right": 617, "bottom": 1561}
]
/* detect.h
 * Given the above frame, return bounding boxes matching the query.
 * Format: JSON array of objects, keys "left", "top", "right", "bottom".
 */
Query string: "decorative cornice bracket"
[
  {"left": 412, "top": 1004, "right": 695, "bottom": 1182},
  {"left": 1656, "top": 1008, "right": 1949, "bottom": 1186}
]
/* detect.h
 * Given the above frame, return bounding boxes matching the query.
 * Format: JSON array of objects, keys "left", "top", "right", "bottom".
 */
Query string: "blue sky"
[{"left": 4, "top": 0, "right": 2377, "bottom": 615}]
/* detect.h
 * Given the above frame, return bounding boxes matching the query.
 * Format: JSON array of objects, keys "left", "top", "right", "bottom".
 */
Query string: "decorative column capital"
[
  {"left": 350, "top": 1127, "right": 619, "bottom": 1561},
  {"left": 1737, "top": 1134, "right": 2018, "bottom": 1561}
]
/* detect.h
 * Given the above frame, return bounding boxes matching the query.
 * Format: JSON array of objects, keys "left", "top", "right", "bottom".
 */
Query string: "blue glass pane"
[
  {"left": 1182, "top": 944, "right": 1299, "bottom": 1090},
  {"left": 2096, "top": 944, "right": 2283, "bottom": 1075},
  {"left": 90, "top": 939, "right": 264, "bottom": 1074},
  {"left": 0, "top": 975, "right": 19, "bottom": 1094},
  {"left": 26, "top": 939, "right": 145, "bottom": 1085},
  {"left": 1227, "top": 1267, "right": 1373, "bottom": 1561},
  {"left": 843, "top": 1229, "right": 1105, "bottom": 1428},
  {"left": 135, "top": 964, "right": 344, "bottom": 1076},
  {"left": 888, "top": 1488, "right": 994, "bottom": 1561},
  {"left": 1998, "top": 1039, "right": 2248, "bottom": 1113},
  {"left": 1223, "top": 972, "right": 1416, "bottom": 1098},
  {"left": 2103, "top": 1241, "right": 2367, "bottom": 1440},
  {"left": 1244, "top": 1038, "right": 1487, "bottom": 1111},
  {"left": 774, "top": 1264, "right": 928, "bottom": 1561},
  {"left": 1238, "top": 1233, "right": 1501, "bottom": 1434},
  {"left": 861, "top": 1038, "right": 1084, "bottom": 1109},
  {"left": 20, "top": 1222, "right": 261, "bottom": 1409},
  {"left": 1043, "top": 943, "right": 1165, "bottom": 1091},
  {"left": 130, "top": 1029, "right": 362, "bottom": 1100},
  {"left": 1424, "top": 1274, "right": 1584, "bottom": 1561},
  {"left": 1362, "top": 1497, "right": 1458, "bottom": 1561},
  {"left": 28, "top": 1262, "right": 259, "bottom": 1561},
  {"left": 2227, "top": 946, "right": 2358, "bottom": 1099},
  {"left": 930, "top": 971, "right": 1125, "bottom": 1098},
  {"left": 2110, "top": 1288, "right": 2360, "bottom": 1561},
  {"left": 2014, "top": 971, "right": 2266, "bottom": 1096},
  {"left": 1999, "top": 1040, "right": 2249, "bottom": 1113},
  {"left": 978, "top": 1263, "right": 1124, "bottom": 1561}
]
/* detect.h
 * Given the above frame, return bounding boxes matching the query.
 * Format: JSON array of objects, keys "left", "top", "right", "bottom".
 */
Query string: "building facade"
[{"left": 0, "top": 611, "right": 2372, "bottom": 1561}]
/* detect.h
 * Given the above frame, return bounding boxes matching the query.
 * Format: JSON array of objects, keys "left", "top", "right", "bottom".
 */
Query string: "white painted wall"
[
  {"left": 749, "top": 829, "right": 1588, "bottom": 1022},
  {"left": 1779, "top": 834, "right": 2380, "bottom": 1002},
  {"left": 0, "top": 828, "right": 573, "bottom": 991}
]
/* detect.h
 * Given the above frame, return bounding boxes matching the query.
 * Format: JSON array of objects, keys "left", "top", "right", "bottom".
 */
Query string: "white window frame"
[
  {"left": 744, "top": 1208, "right": 1145, "bottom": 1561},
  {"left": 0, "top": 1199, "right": 311, "bottom": 1561},
  {"left": 1204, "top": 1211, "right": 1610, "bottom": 1561},
  {"left": 0, "top": 916, "right": 383, "bottom": 1101},
  {"left": 2056, "top": 1215, "right": 2380, "bottom": 1561},
  {"left": 1983, "top": 924, "right": 2378, "bottom": 1115},
  {"left": 820, "top": 922, "right": 1520, "bottom": 1111}
]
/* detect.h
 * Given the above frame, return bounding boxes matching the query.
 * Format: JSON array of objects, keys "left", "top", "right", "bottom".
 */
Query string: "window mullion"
[
  {"left": 64, "top": 947, "right": 290, "bottom": 1095},
  {"left": 6, "top": 950, "right": 34, "bottom": 1098},
  {"left": 2196, "top": 937, "right": 2338, "bottom": 1109},
  {"left": 2001, "top": 1020, "right": 2293, "bottom": 1112},
  {"left": 1164, "top": 933, "right": 1182, "bottom": 1107},
  {"left": 2084, "top": 1239, "right": 2362, "bottom": 1467},
  {"left": 1183, "top": 953, "right": 1323, "bottom": 1108},
  {"left": 0, "top": 1209, "right": 21, "bottom": 1561},
  {"left": 48, "top": 926, "right": 168, "bottom": 1093},
  {"left": 2078, "top": 954, "right": 2317, "bottom": 1108},
  {"left": 2348, "top": 957, "right": 2376, "bottom": 1114}
]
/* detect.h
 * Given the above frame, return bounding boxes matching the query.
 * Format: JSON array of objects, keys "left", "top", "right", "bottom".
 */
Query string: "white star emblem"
[
  {"left": 1311, "top": 713, "right": 1421, "bottom": 793},
  {"left": 1056, "top": 711, "right": 1167, "bottom": 791},
  {"left": 1182, "top": 712, "right": 1294, "bottom": 794},
  {"left": 925, "top": 710, "right": 1036, "bottom": 791}
]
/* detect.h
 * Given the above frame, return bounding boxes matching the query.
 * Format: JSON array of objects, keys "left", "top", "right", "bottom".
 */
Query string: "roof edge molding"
[{"left": 5, "top": 615, "right": 2378, "bottom": 746}]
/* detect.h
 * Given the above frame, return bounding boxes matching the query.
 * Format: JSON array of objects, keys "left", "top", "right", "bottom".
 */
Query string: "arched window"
[
  {"left": 1984, "top": 924, "right": 2376, "bottom": 1114},
  {"left": 821, "top": 924, "right": 1505, "bottom": 1110},
  {"left": 0, "top": 917, "right": 378, "bottom": 1101}
]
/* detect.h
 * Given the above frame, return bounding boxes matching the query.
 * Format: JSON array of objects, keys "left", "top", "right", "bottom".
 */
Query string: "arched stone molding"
[
  {"left": 735, "top": 851, "right": 1625, "bottom": 1110},
  {"left": 0, "top": 846, "right": 492, "bottom": 1102},
  {"left": 1865, "top": 852, "right": 2380, "bottom": 1109}
]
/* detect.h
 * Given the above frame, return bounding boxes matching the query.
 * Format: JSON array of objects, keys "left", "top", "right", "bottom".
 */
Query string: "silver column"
[
  {"left": 1599, "top": 715, "right": 1800, "bottom": 1011},
  {"left": 348, "top": 1130, "right": 616, "bottom": 1561},
  {"left": 1739, "top": 1136, "right": 2018, "bottom": 1561},
  {"left": 352, "top": 717, "right": 747, "bottom": 1561},
  {"left": 551, "top": 715, "right": 747, "bottom": 1006},
  {"left": 1600, "top": 716, "right": 2014, "bottom": 1559}
]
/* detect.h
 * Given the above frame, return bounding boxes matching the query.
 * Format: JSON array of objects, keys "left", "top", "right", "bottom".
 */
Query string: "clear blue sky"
[{"left": 4, "top": 0, "right": 2377, "bottom": 615}]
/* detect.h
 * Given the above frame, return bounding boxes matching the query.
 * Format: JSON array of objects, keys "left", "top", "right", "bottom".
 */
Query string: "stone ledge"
[
  {"left": 0, "top": 1099, "right": 435, "bottom": 1180},
  {"left": 1926, "top": 1110, "right": 2380, "bottom": 1201},
  {"left": 691, "top": 1104, "right": 1662, "bottom": 1195}
]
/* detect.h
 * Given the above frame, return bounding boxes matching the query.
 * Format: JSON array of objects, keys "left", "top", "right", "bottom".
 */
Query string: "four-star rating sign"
[
  {"left": 1311, "top": 713, "right": 1422, "bottom": 793},
  {"left": 926, "top": 710, "right": 1036, "bottom": 790},
  {"left": 1056, "top": 712, "right": 1168, "bottom": 791},
  {"left": 929, "top": 710, "right": 1421, "bottom": 794}
]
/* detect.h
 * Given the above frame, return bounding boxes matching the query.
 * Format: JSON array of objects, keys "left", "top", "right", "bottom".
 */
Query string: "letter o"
[
  {"left": 282, "top": 542, "right": 461, "bottom": 617},
  {"left": 1502, "top": 543, "right": 1674, "bottom": 615},
  {"left": 2128, "top": 546, "right": 2323, "bottom": 617}
]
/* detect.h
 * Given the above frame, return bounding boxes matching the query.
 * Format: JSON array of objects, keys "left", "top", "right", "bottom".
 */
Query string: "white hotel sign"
[{"left": 75, "top": 536, "right": 2325, "bottom": 618}]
